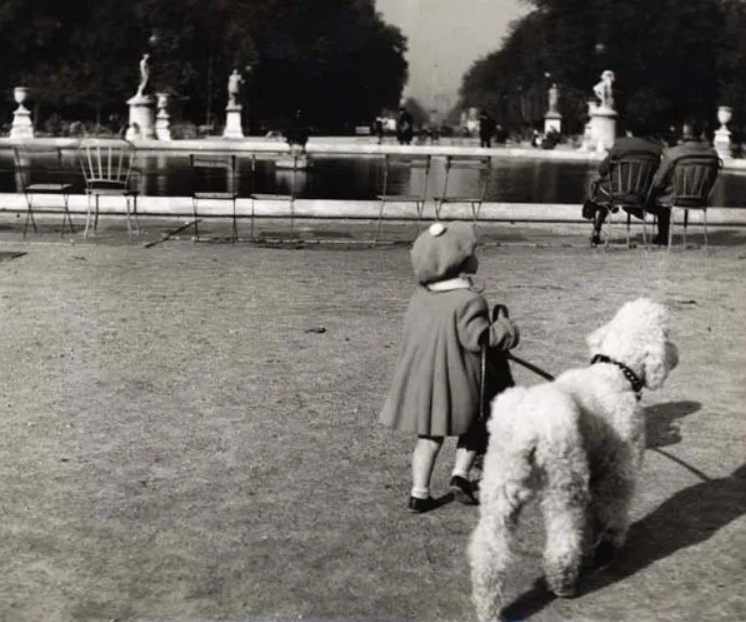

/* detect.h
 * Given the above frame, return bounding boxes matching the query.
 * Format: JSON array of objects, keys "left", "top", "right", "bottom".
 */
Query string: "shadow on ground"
[{"left": 499, "top": 400, "right": 746, "bottom": 622}]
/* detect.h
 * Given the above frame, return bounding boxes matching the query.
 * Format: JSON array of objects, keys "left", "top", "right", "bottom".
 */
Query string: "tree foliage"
[
  {"left": 0, "top": 0, "right": 407, "bottom": 132},
  {"left": 459, "top": 0, "right": 746, "bottom": 137}
]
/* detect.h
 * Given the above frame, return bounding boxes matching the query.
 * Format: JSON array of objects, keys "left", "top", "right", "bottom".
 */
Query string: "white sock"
[
  {"left": 451, "top": 468, "right": 469, "bottom": 480},
  {"left": 411, "top": 486, "right": 429, "bottom": 499}
]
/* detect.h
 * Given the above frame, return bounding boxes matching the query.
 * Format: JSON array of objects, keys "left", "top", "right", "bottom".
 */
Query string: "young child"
[{"left": 379, "top": 222, "right": 520, "bottom": 513}]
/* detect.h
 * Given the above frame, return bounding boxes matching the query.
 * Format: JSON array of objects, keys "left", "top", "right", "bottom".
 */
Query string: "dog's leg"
[
  {"left": 540, "top": 452, "right": 589, "bottom": 598},
  {"left": 590, "top": 448, "right": 637, "bottom": 568},
  {"left": 469, "top": 488, "right": 525, "bottom": 622}
]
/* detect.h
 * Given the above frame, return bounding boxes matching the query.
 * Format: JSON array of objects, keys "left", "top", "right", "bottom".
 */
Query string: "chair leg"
[
  {"left": 626, "top": 211, "right": 632, "bottom": 249},
  {"left": 374, "top": 199, "right": 387, "bottom": 245},
  {"left": 683, "top": 210, "right": 689, "bottom": 248},
  {"left": 94, "top": 195, "right": 100, "bottom": 233},
  {"left": 124, "top": 196, "right": 133, "bottom": 242},
  {"left": 667, "top": 208, "right": 675, "bottom": 251},
  {"left": 61, "top": 192, "right": 75, "bottom": 236},
  {"left": 250, "top": 198, "right": 256, "bottom": 242},
  {"left": 132, "top": 195, "right": 140, "bottom": 237},
  {"left": 84, "top": 194, "right": 93, "bottom": 238},
  {"left": 23, "top": 193, "right": 37, "bottom": 238},
  {"left": 192, "top": 197, "right": 200, "bottom": 239},
  {"left": 232, "top": 198, "right": 238, "bottom": 242},
  {"left": 702, "top": 209, "right": 708, "bottom": 252}
]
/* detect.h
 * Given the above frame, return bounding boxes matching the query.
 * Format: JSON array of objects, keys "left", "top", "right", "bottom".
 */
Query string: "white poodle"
[{"left": 468, "top": 298, "right": 679, "bottom": 621}]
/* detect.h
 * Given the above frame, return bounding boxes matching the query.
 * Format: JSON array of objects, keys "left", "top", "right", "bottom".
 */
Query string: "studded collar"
[{"left": 591, "top": 354, "right": 643, "bottom": 400}]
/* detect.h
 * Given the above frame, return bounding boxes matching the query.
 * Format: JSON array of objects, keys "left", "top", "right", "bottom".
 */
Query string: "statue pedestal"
[
  {"left": 714, "top": 129, "right": 732, "bottom": 160},
  {"left": 590, "top": 105, "right": 617, "bottom": 152},
  {"left": 223, "top": 104, "right": 244, "bottom": 139},
  {"left": 544, "top": 112, "right": 562, "bottom": 135},
  {"left": 125, "top": 94, "right": 156, "bottom": 140},
  {"left": 10, "top": 106, "right": 34, "bottom": 139}
]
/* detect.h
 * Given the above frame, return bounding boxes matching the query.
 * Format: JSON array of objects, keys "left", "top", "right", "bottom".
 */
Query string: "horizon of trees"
[
  {"left": 458, "top": 0, "right": 746, "bottom": 139},
  {"left": 0, "top": 0, "right": 409, "bottom": 134}
]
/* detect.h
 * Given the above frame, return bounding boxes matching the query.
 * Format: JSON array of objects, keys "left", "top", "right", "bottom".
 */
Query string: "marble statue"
[
  {"left": 548, "top": 83, "right": 559, "bottom": 114},
  {"left": 593, "top": 70, "right": 615, "bottom": 111},
  {"left": 136, "top": 53, "right": 151, "bottom": 97},
  {"left": 228, "top": 69, "right": 243, "bottom": 107}
]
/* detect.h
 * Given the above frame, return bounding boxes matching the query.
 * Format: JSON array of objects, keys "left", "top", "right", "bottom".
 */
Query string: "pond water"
[{"left": 1, "top": 151, "right": 745, "bottom": 206}]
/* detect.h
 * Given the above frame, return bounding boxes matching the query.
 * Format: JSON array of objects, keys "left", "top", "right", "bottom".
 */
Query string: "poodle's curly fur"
[{"left": 468, "top": 298, "right": 679, "bottom": 621}]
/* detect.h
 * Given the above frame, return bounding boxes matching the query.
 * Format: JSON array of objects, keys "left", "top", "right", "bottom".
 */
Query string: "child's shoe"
[
  {"left": 408, "top": 495, "right": 436, "bottom": 513},
  {"left": 449, "top": 475, "right": 479, "bottom": 505}
]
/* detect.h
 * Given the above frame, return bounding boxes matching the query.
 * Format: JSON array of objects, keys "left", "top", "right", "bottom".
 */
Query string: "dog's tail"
[{"left": 469, "top": 385, "right": 590, "bottom": 617}]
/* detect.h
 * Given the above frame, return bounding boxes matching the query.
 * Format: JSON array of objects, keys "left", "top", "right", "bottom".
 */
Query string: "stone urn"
[
  {"left": 13, "top": 86, "right": 30, "bottom": 110},
  {"left": 714, "top": 105, "right": 733, "bottom": 159},
  {"left": 10, "top": 86, "right": 34, "bottom": 139},
  {"left": 155, "top": 92, "right": 171, "bottom": 140}
]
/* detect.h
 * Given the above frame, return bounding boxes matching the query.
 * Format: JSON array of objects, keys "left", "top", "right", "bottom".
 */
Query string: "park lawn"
[{"left": 0, "top": 237, "right": 743, "bottom": 622}]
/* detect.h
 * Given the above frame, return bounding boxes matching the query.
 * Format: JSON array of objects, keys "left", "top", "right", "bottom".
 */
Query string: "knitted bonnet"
[{"left": 410, "top": 222, "right": 477, "bottom": 284}]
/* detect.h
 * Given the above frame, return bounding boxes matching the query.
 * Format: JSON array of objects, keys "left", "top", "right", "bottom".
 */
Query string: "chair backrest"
[
  {"left": 443, "top": 155, "right": 491, "bottom": 173},
  {"left": 607, "top": 151, "right": 660, "bottom": 207},
  {"left": 78, "top": 138, "right": 136, "bottom": 189},
  {"left": 13, "top": 145, "right": 68, "bottom": 188},
  {"left": 380, "top": 153, "right": 431, "bottom": 197},
  {"left": 189, "top": 153, "right": 238, "bottom": 193},
  {"left": 442, "top": 155, "right": 491, "bottom": 200},
  {"left": 670, "top": 155, "right": 722, "bottom": 209}
]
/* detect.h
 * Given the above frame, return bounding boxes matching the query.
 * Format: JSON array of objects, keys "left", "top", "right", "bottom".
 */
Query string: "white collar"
[{"left": 426, "top": 276, "right": 473, "bottom": 292}]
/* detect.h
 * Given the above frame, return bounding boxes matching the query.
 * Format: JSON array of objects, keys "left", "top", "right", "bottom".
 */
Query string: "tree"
[
  {"left": 0, "top": 0, "right": 408, "bottom": 133},
  {"left": 458, "top": 0, "right": 745, "bottom": 137}
]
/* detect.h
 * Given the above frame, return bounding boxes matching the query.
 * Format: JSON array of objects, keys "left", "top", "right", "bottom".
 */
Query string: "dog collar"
[{"left": 591, "top": 354, "right": 643, "bottom": 400}]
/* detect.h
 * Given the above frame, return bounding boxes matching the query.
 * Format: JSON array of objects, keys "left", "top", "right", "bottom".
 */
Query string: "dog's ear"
[
  {"left": 587, "top": 321, "right": 610, "bottom": 355},
  {"left": 644, "top": 339, "right": 679, "bottom": 389}
]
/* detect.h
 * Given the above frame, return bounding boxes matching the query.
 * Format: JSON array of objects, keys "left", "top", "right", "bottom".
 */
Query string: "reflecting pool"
[{"left": 1, "top": 151, "right": 745, "bottom": 207}]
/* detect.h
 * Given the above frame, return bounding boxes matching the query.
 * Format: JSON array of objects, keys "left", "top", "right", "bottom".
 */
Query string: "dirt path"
[{"left": 0, "top": 239, "right": 743, "bottom": 622}]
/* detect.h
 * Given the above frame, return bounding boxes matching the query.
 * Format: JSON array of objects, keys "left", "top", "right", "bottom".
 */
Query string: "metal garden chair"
[
  {"left": 189, "top": 153, "right": 239, "bottom": 242},
  {"left": 13, "top": 145, "right": 76, "bottom": 238},
  {"left": 590, "top": 151, "right": 660, "bottom": 248},
  {"left": 664, "top": 155, "right": 722, "bottom": 251},
  {"left": 77, "top": 138, "right": 140, "bottom": 240},
  {"left": 433, "top": 155, "right": 491, "bottom": 226},
  {"left": 375, "top": 153, "right": 432, "bottom": 244}
]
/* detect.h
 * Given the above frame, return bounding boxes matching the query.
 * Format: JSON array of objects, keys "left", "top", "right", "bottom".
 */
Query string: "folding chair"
[
  {"left": 591, "top": 151, "right": 660, "bottom": 248},
  {"left": 78, "top": 138, "right": 140, "bottom": 240},
  {"left": 189, "top": 153, "right": 238, "bottom": 241},
  {"left": 375, "top": 153, "right": 431, "bottom": 244},
  {"left": 664, "top": 155, "right": 722, "bottom": 251},
  {"left": 13, "top": 145, "right": 76, "bottom": 238},
  {"left": 433, "top": 155, "right": 491, "bottom": 225},
  {"left": 250, "top": 152, "right": 301, "bottom": 241}
]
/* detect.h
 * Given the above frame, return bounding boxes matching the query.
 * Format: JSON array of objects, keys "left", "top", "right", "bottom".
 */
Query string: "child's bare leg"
[
  {"left": 411, "top": 435, "right": 444, "bottom": 499},
  {"left": 451, "top": 434, "right": 479, "bottom": 504}
]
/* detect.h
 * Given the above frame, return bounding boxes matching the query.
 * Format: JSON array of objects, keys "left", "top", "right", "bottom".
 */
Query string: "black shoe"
[
  {"left": 449, "top": 475, "right": 479, "bottom": 505},
  {"left": 651, "top": 234, "right": 668, "bottom": 246},
  {"left": 590, "top": 233, "right": 602, "bottom": 246},
  {"left": 408, "top": 495, "right": 436, "bottom": 513},
  {"left": 593, "top": 540, "right": 618, "bottom": 570}
]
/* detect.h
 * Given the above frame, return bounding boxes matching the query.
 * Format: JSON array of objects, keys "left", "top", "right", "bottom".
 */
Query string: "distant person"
[
  {"left": 284, "top": 109, "right": 310, "bottom": 155},
  {"left": 582, "top": 120, "right": 663, "bottom": 245},
  {"left": 396, "top": 106, "right": 414, "bottom": 145},
  {"left": 647, "top": 118, "right": 720, "bottom": 244},
  {"left": 374, "top": 115, "right": 385, "bottom": 144},
  {"left": 494, "top": 124, "right": 508, "bottom": 144},
  {"left": 478, "top": 109, "right": 496, "bottom": 148}
]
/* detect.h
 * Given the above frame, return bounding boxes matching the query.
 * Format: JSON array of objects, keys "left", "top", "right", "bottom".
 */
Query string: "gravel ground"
[{"left": 0, "top": 215, "right": 744, "bottom": 622}]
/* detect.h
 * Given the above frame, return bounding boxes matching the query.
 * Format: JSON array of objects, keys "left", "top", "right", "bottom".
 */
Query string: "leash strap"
[{"left": 479, "top": 341, "right": 487, "bottom": 421}]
